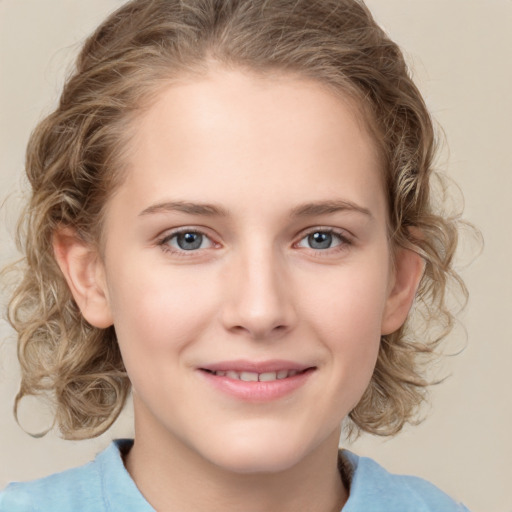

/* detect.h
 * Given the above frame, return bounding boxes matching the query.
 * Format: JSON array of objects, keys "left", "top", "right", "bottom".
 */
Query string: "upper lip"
[{"left": 199, "top": 359, "right": 314, "bottom": 373}]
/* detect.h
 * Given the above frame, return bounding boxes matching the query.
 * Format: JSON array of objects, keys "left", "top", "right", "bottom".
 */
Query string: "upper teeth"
[{"left": 212, "top": 370, "right": 299, "bottom": 381}]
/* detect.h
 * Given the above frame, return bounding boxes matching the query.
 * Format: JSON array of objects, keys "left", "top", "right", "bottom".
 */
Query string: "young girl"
[{"left": 1, "top": 0, "right": 471, "bottom": 510}]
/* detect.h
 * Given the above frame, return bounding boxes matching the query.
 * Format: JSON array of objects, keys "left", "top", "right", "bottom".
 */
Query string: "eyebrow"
[
  {"left": 138, "top": 199, "right": 372, "bottom": 219},
  {"left": 139, "top": 201, "right": 229, "bottom": 217},
  {"left": 290, "top": 200, "right": 373, "bottom": 219}
]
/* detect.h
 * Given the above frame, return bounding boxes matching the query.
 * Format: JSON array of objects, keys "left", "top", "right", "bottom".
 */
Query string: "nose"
[{"left": 220, "top": 244, "right": 297, "bottom": 340}]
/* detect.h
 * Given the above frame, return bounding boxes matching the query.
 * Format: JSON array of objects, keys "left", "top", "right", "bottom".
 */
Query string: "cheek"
[
  {"left": 303, "top": 259, "right": 390, "bottom": 341},
  {"left": 299, "top": 259, "right": 389, "bottom": 394},
  {"left": 106, "top": 265, "right": 219, "bottom": 357},
  {"left": 325, "top": 285, "right": 383, "bottom": 372}
]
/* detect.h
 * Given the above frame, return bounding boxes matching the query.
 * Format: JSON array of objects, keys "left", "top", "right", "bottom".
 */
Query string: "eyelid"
[
  {"left": 154, "top": 225, "right": 354, "bottom": 256},
  {"left": 156, "top": 226, "right": 220, "bottom": 255},
  {"left": 293, "top": 226, "right": 353, "bottom": 251}
]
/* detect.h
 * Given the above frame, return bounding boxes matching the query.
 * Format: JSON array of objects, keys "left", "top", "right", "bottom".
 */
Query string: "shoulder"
[
  {"left": 341, "top": 450, "right": 471, "bottom": 512},
  {"left": 0, "top": 458, "right": 101, "bottom": 512},
  {"left": 0, "top": 439, "right": 150, "bottom": 512}
]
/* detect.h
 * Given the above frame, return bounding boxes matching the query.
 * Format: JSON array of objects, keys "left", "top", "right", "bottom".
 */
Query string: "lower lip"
[{"left": 198, "top": 369, "right": 315, "bottom": 402}]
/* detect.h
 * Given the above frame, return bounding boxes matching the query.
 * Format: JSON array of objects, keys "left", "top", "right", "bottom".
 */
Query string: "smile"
[
  {"left": 198, "top": 362, "right": 316, "bottom": 402},
  {"left": 202, "top": 369, "right": 307, "bottom": 382}
]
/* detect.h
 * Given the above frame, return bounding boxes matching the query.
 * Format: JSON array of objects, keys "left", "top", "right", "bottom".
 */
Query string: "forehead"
[{"left": 107, "top": 68, "right": 386, "bottom": 225}]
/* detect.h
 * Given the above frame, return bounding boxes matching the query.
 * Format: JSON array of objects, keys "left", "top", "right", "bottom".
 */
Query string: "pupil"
[
  {"left": 309, "top": 232, "right": 332, "bottom": 249},
  {"left": 177, "top": 232, "right": 202, "bottom": 250}
]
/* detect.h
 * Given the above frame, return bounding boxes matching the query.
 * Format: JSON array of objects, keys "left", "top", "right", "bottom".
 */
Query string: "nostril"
[{"left": 227, "top": 322, "right": 290, "bottom": 340}]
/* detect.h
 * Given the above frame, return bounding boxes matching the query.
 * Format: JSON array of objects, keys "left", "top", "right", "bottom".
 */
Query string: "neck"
[{"left": 125, "top": 412, "right": 347, "bottom": 512}]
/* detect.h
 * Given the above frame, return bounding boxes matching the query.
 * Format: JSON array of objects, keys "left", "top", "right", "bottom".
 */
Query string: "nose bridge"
[{"left": 221, "top": 236, "right": 295, "bottom": 339}]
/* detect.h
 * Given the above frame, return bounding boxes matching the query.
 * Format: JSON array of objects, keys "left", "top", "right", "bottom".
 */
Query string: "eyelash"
[
  {"left": 156, "top": 227, "right": 352, "bottom": 256},
  {"left": 294, "top": 228, "right": 352, "bottom": 255},
  {"left": 157, "top": 228, "right": 217, "bottom": 257}
]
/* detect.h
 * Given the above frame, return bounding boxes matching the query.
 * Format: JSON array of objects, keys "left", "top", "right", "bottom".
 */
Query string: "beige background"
[{"left": 1, "top": 1, "right": 510, "bottom": 511}]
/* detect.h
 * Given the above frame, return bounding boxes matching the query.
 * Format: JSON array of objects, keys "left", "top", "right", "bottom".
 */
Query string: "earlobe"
[
  {"left": 381, "top": 247, "right": 424, "bottom": 335},
  {"left": 52, "top": 227, "right": 114, "bottom": 329}
]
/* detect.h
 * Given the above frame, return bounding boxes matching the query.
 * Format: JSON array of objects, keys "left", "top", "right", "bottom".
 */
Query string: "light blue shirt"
[{"left": 0, "top": 439, "right": 470, "bottom": 511}]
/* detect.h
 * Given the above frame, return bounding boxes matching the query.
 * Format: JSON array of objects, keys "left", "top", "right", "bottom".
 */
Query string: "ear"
[
  {"left": 381, "top": 247, "right": 424, "bottom": 335},
  {"left": 53, "top": 227, "right": 114, "bottom": 328}
]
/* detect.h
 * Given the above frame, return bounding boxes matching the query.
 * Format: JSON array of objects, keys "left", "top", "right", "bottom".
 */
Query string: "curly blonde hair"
[{"left": 7, "top": 0, "right": 467, "bottom": 440}]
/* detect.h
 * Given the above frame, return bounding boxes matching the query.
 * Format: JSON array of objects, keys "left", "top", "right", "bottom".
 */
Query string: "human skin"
[{"left": 54, "top": 67, "right": 423, "bottom": 512}]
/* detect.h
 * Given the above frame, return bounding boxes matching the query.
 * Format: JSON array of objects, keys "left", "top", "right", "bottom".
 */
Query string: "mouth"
[
  {"left": 200, "top": 368, "right": 313, "bottom": 382},
  {"left": 197, "top": 361, "right": 316, "bottom": 401}
]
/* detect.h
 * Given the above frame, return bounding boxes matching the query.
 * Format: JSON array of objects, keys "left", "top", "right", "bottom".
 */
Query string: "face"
[{"left": 82, "top": 69, "right": 411, "bottom": 474}]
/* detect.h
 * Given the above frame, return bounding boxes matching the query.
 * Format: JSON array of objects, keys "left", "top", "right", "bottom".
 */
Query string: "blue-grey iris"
[
  {"left": 177, "top": 232, "right": 203, "bottom": 250},
  {"left": 308, "top": 232, "right": 332, "bottom": 249}
]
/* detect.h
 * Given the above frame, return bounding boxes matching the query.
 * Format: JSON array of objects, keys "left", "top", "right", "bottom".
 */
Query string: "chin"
[
  {"left": 212, "top": 449, "right": 302, "bottom": 475},
  {"left": 201, "top": 429, "right": 316, "bottom": 475}
]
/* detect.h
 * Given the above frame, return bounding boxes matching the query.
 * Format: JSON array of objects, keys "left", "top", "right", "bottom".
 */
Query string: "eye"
[
  {"left": 296, "top": 229, "right": 348, "bottom": 250},
  {"left": 160, "top": 230, "right": 215, "bottom": 252}
]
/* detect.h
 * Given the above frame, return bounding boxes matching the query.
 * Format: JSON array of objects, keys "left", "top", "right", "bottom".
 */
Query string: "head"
[{"left": 10, "top": 0, "right": 464, "bottom": 445}]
